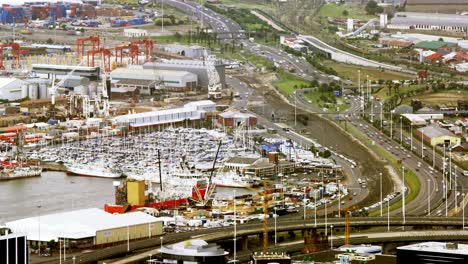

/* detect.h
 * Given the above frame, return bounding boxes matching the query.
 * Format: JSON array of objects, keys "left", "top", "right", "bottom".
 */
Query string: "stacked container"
[{"left": 0, "top": 6, "right": 25, "bottom": 24}]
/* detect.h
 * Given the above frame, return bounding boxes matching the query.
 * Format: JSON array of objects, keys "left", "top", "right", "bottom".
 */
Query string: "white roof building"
[
  {"left": 401, "top": 113, "right": 444, "bottom": 126},
  {"left": 110, "top": 67, "right": 198, "bottom": 93},
  {"left": 456, "top": 63, "right": 468, "bottom": 72},
  {"left": 0, "top": 78, "right": 25, "bottom": 101},
  {"left": 113, "top": 100, "right": 215, "bottom": 128},
  {"left": 6, "top": 208, "right": 160, "bottom": 242},
  {"left": 160, "top": 239, "right": 228, "bottom": 257}
]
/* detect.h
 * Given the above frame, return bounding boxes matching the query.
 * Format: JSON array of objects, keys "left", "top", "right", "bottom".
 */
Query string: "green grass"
[
  {"left": 273, "top": 71, "right": 311, "bottom": 95},
  {"left": 322, "top": 61, "right": 415, "bottom": 85},
  {"left": 303, "top": 89, "right": 351, "bottom": 113},
  {"left": 346, "top": 125, "right": 421, "bottom": 216},
  {"left": 318, "top": 4, "right": 376, "bottom": 20},
  {"left": 374, "top": 84, "right": 425, "bottom": 101}
]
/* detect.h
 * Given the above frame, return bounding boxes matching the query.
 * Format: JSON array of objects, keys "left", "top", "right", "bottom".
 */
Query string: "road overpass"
[
  {"left": 299, "top": 35, "right": 403, "bottom": 71},
  {"left": 36, "top": 217, "right": 467, "bottom": 264}
]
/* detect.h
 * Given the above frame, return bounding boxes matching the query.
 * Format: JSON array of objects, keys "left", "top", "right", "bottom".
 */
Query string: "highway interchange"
[{"left": 162, "top": 0, "right": 468, "bottom": 218}]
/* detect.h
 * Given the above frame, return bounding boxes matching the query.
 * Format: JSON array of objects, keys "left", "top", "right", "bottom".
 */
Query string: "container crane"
[
  {"left": 203, "top": 48, "right": 222, "bottom": 99},
  {"left": 86, "top": 47, "right": 112, "bottom": 72},
  {"left": 76, "top": 35, "right": 100, "bottom": 59},
  {"left": 0, "top": 42, "right": 21, "bottom": 70}
]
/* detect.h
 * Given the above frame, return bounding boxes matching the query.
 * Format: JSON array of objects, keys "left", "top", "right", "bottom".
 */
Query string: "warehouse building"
[
  {"left": 0, "top": 78, "right": 25, "bottom": 101},
  {"left": 110, "top": 67, "right": 198, "bottom": 95},
  {"left": 405, "top": 0, "right": 468, "bottom": 13},
  {"left": 5, "top": 208, "right": 163, "bottom": 248},
  {"left": 113, "top": 100, "right": 216, "bottom": 128},
  {"left": 143, "top": 59, "right": 226, "bottom": 89},
  {"left": 416, "top": 124, "right": 461, "bottom": 146},
  {"left": 389, "top": 12, "right": 468, "bottom": 32},
  {"left": 218, "top": 111, "right": 257, "bottom": 128},
  {"left": 157, "top": 44, "right": 206, "bottom": 59}
]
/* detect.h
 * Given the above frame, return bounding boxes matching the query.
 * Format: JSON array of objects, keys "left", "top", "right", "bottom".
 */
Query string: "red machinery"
[
  {"left": 130, "top": 39, "right": 154, "bottom": 63},
  {"left": 114, "top": 43, "right": 139, "bottom": 65},
  {"left": 0, "top": 42, "right": 21, "bottom": 70},
  {"left": 76, "top": 35, "right": 100, "bottom": 60},
  {"left": 114, "top": 38, "right": 154, "bottom": 65},
  {"left": 87, "top": 48, "right": 112, "bottom": 72}
]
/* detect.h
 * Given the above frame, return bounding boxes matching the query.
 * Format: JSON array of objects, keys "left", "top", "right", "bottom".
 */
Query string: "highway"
[
  {"left": 163, "top": 0, "right": 465, "bottom": 218},
  {"left": 49, "top": 216, "right": 468, "bottom": 264}
]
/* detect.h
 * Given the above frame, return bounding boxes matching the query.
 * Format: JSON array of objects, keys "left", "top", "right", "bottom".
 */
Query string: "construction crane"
[
  {"left": 243, "top": 181, "right": 272, "bottom": 254},
  {"left": 0, "top": 42, "right": 21, "bottom": 69},
  {"left": 203, "top": 48, "right": 222, "bottom": 99}
]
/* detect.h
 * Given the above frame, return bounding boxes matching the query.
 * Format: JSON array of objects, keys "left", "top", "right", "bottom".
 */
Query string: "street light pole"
[
  {"left": 314, "top": 191, "right": 317, "bottom": 227},
  {"left": 410, "top": 123, "right": 413, "bottom": 151},
  {"left": 402, "top": 166, "right": 406, "bottom": 228},
  {"left": 160, "top": 237, "right": 163, "bottom": 249},
  {"left": 233, "top": 190, "right": 237, "bottom": 262},
  {"left": 127, "top": 225, "right": 130, "bottom": 252},
  {"left": 294, "top": 91, "right": 297, "bottom": 128},
  {"left": 325, "top": 201, "right": 328, "bottom": 236},
  {"left": 380, "top": 102, "right": 383, "bottom": 129},
  {"left": 421, "top": 128, "right": 424, "bottom": 159},
  {"left": 380, "top": 172, "right": 383, "bottom": 217},
  {"left": 433, "top": 144, "right": 435, "bottom": 168},
  {"left": 338, "top": 180, "right": 341, "bottom": 218},
  {"left": 427, "top": 179, "right": 431, "bottom": 216},
  {"left": 303, "top": 187, "right": 306, "bottom": 220},
  {"left": 274, "top": 207, "right": 277, "bottom": 245},
  {"left": 400, "top": 116, "right": 403, "bottom": 146},
  {"left": 37, "top": 204, "right": 42, "bottom": 257},
  {"left": 387, "top": 197, "right": 390, "bottom": 232},
  {"left": 390, "top": 110, "right": 393, "bottom": 139},
  {"left": 330, "top": 225, "right": 334, "bottom": 249}
]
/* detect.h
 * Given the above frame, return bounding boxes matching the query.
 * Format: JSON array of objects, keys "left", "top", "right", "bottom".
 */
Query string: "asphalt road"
[{"left": 164, "top": 0, "right": 461, "bottom": 218}]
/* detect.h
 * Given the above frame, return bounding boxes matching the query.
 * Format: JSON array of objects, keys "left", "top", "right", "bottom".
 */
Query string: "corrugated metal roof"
[
  {"left": 110, "top": 67, "right": 196, "bottom": 81},
  {"left": 6, "top": 208, "right": 160, "bottom": 242},
  {"left": 0, "top": 77, "right": 20, "bottom": 88},
  {"left": 391, "top": 12, "right": 468, "bottom": 28},
  {"left": 418, "top": 125, "right": 458, "bottom": 139}
]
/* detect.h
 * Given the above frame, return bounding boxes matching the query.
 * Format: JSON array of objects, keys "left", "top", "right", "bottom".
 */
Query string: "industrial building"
[
  {"left": 5, "top": 208, "right": 163, "bottom": 248},
  {"left": 109, "top": 67, "right": 198, "bottom": 94},
  {"left": 0, "top": 234, "right": 29, "bottom": 264},
  {"left": 0, "top": 78, "right": 25, "bottom": 101},
  {"left": 157, "top": 44, "right": 206, "bottom": 59},
  {"left": 397, "top": 242, "right": 468, "bottom": 264},
  {"left": 154, "top": 239, "right": 228, "bottom": 264},
  {"left": 416, "top": 124, "right": 461, "bottom": 146},
  {"left": 405, "top": 0, "right": 468, "bottom": 13},
  {"left": 218, "top": 111, "right": 257, "bottom": 128},
  {"left": 143, "top": 59, "right": 226, "bottom": 89},
  {"left": 389, "top": 12, "right": 468, "bottom": 32},
  {"left": 113, "top": 100, "right": 216, "bottom": 128}
]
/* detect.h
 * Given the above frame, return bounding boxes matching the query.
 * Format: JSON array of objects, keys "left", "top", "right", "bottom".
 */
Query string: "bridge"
[
  {"left": 38, "top": 217, "right": 468, "bottom": 264},
  {"left": 298, "top": 35, "right": 403, "bottom": 71}
]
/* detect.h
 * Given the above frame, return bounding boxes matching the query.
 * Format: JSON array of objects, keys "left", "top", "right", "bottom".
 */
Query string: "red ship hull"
[{"left": 104, "top": 188, "right": 207, "bottom": 214}]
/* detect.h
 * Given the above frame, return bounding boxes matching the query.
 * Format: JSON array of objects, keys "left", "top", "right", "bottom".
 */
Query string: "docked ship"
[
  {"left": 212, "top": 171, "right": 254, "bottom": 188},
  {"left": 65, "top": 163, "right": 122, "bottom": 178},
  {"left": 0, "top": 165, "right": 42, "bottom": 181}
]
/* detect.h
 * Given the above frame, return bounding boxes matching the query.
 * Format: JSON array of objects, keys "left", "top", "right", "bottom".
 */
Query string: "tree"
[
  {"left": 174, "top": 32, "right": 182, "bottom": 42},
  {"left": 365, "top": 0, "right": 384, "bottom": 15},
  {"left": 342, "top": 10, "right": 349, "bottom": 16},
  {"left": 46, "top": 38, "right": 54, "bottom": 44}
]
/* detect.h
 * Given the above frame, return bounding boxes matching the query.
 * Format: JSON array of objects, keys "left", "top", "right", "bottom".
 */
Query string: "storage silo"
[
  {"left": 38, "top": 82, "right": 49, "bottom": 99},
  {"left": 20, "top": 83, "right": 28, "bottom": 99},
  {"left": 28, "top": 83, "right": 38, "bottom": 100}
]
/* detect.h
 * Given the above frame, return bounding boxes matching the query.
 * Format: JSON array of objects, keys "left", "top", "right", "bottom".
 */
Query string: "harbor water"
[
  {"left": 0, "top": 171, "right": 257, "bottom": 223},
  {"left": 0, "top": 171, "right": 115, "bottom": 223}
]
